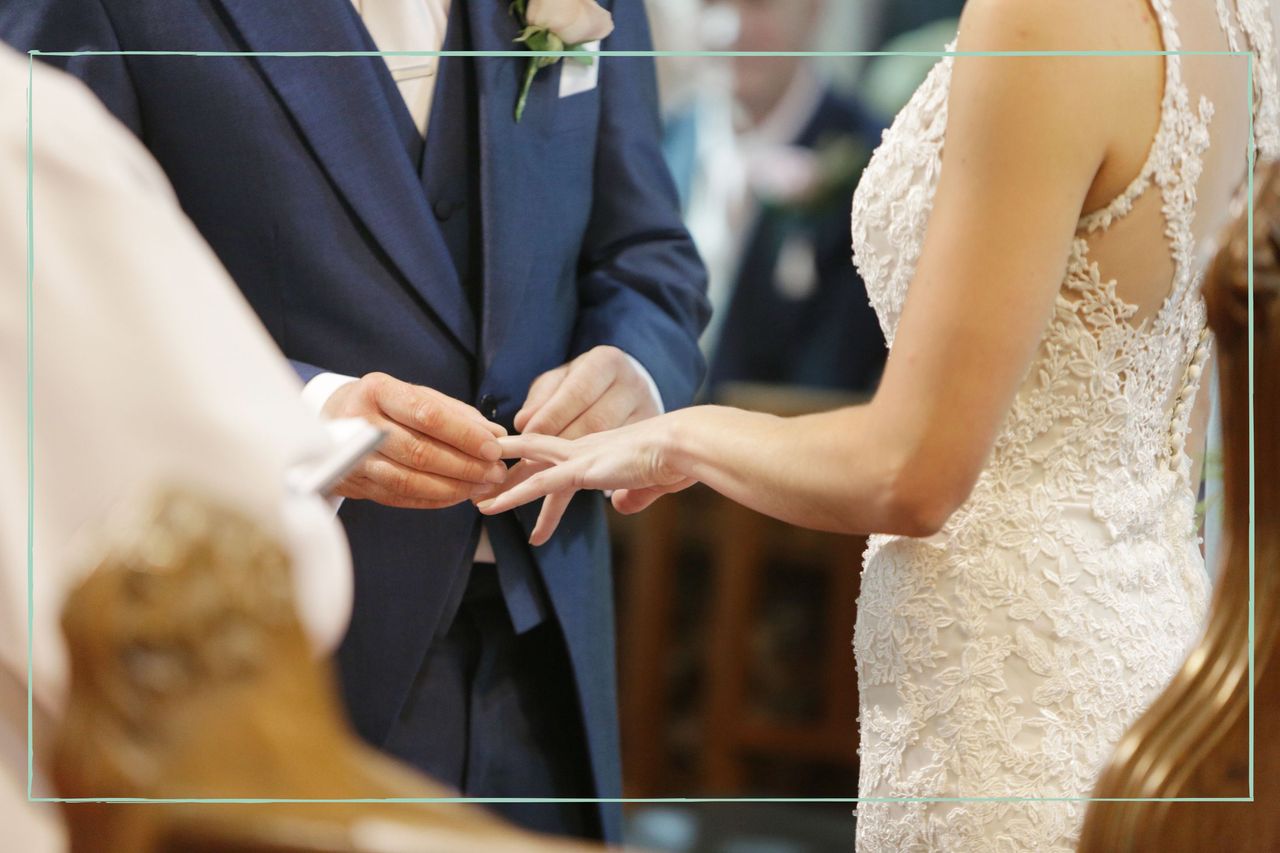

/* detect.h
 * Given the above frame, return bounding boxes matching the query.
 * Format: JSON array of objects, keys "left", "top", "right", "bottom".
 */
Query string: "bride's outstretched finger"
[
  {"left": 611, "top": 488, "right": 663, "bottom": 515},
  {"left": 530, "top": 489, "right": 576, "bottom": 546},
  {"left": 472, "top": 458, "right": 546, "bottom": 502},
  {"left": 476, "top": 463, "right": 578, "bottom": 515},
  {"left": 611, "top": 479, "right": 697, "bottom": 515},
  {"left": 496, "top": 433, "right": 573, "bottom": 463}
]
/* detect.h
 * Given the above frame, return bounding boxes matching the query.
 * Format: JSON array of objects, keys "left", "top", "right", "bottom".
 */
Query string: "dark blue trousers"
[{"left": 381, "top": 566, "right": 600, "bottom": 840}]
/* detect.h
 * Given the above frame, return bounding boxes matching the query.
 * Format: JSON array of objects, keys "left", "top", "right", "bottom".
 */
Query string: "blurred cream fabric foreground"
[{"left": 0, "top": 46, "right": 354, "bottom": 849}]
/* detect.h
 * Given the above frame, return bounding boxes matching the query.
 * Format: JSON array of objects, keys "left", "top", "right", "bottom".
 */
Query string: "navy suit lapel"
[
  {"left": 216, "top": 0, "right": 477, "bottom": 355},
  {"left": 465, "top": 0, "right": 541, "bottom": 370}
]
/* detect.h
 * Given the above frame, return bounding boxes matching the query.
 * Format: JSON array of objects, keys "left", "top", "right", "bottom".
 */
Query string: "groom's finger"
[
  {"left": 521, "top": 358, "right": 617, "bottom": 437},
  {"left": 380, "top": 424, "right": 508, "bottom": 484},
  {"left": 558, "top": 383, "right": 638, "bottom": 441},
  {"left": 360, "top": 454, "right": 492, "bottom": 508},
  {"left": 376, "top": 383, "right": 503, "bottom": 460},
  {"left": 374, "top": 373, "right": 503, "bottom": 430},
  {"left": 515, "top": 365, "right": 568, "bottom": 432}
]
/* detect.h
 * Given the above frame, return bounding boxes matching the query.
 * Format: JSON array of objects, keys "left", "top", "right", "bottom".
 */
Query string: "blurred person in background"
[
  {"left": 856, "top": 3, "right": 965, "bottom": 123},
  {"left": 871, "top": 0, "right": 967, "bottom": 46},
  {"left": 647, "top": 0, "right": 728, "bottom": 210},
  {"left": 647, "top": 0, "right": 744, "bottom": 337},
  {"left": 702, "top": 0, "right": 887, "bottom": 395}
]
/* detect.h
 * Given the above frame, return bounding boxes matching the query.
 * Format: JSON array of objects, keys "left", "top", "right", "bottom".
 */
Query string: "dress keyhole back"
[{"left": 1077, "top": 0, "right": 1253, "bottom": 332}]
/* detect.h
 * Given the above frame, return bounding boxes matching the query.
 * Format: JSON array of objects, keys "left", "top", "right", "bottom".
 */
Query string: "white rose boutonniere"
[{"left": 511, "top": 0, "right": 614, "bottom": 122}]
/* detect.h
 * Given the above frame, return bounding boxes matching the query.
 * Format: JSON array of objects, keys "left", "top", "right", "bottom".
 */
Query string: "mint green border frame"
[{"left": 23, "top": 46, "right": 1257, "bottom": 806}]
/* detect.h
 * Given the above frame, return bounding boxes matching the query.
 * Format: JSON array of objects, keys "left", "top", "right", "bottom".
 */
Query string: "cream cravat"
[{"left": 351, "top": 0, "right": 451, "bottom": 137}]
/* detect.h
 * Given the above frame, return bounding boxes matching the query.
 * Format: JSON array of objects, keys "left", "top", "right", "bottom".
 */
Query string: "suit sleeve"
[
  {"left": 571, "top": 0, "right": 711, "bottom": 411},
  {"left": 290, "top": 359, "right": 330, "bottom": 386},
  {"left": 0, "top": 0, "right": 143, "bottom": 137}
]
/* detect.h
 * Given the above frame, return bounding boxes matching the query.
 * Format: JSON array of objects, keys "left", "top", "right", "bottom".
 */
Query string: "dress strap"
[
  {"left": 1215, "top": 0, "right": 1245, "bottom": 51},
  {"left": 1076, "top": 0, "right": 1193, "bottom": 235}
]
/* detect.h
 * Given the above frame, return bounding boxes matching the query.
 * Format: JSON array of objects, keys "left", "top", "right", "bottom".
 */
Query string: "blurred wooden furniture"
[
  {"left": 701, "top": 499, "right": 865, "bottom": 793},
  {"left": 55, "top": 489, "right": 594, "bottom": 853},
  {"left": 617, "top": 383, "right": 868, "bottom": 796},
  {"left": 616, "top": 486, "right": 701, "bottom": 798},
  {"left": 1079, "top": 165, "right": 1280, "bottom": 850}
]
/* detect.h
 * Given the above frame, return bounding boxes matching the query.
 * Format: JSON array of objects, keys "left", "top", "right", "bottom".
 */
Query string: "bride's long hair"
[
  {"left": 1206, "top": 162, "right": 1279, "bottom": 611},
  {"left": 1078, "top": 161, "right": 1280, "bottom": 850}
]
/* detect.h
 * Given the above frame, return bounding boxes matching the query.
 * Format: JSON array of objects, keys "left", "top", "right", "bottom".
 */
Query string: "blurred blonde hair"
[{"left": 1205, "top": 162, "right": 1279, "bottom": 583}]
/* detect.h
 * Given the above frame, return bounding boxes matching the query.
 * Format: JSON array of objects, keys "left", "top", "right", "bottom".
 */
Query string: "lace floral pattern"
[
  {"left": 847, "top": 2, "right": 1276, "bottom": 850},
  {"left": 1218, "top": 0, "right": 1280, "bottom": 160}
]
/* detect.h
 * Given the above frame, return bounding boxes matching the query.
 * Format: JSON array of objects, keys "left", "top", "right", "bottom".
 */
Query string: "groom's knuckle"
[
  {"left": 458, "top": 424, "right": 488, "bottom": 453},
  {"left": 407, "top": 439, "right": 437, "bottom": 472},
  {"left": 413, "top": 399, "right": 443, "bottom": 432},
  {"left": 580, "top": 411, "right": 611, "bottom": 435},
  {"left": 388, "top": 467, "right": 417, "bottom": 498},
  {"left": 365, "top": 459, "right": 394, "bottom": 488},
  {"left": 526, "top": 412, "right": 557, "bottom": 435},
  {"left": 369, "top": 372, "right": 400, "bottom": 402},
  {"left": 591, "top": 345, "right": 620, "bottom": 365},
  {"left": 459, "top": 457, "right": 487, "bottom": 482},
  {"left": 566, "top": 381, "right": 595, "bottom": 408}
]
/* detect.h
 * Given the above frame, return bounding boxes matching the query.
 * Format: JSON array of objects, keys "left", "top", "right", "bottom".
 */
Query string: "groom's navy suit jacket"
[{"left": 5, "top": 0, "right": 709, "bottom": 836}]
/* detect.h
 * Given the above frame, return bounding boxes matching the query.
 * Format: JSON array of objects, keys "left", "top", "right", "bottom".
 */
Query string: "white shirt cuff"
[
  {"left": 301, "top": 371, "right": 359, "bottom": 417},
  {"left": 623, "top": 353, "right": 665, "bottom": 414},
  {"left": 299, "top": 373, "right": 358, "bottom": 513}
]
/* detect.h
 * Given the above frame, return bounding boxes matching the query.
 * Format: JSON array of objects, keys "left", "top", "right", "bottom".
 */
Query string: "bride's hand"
[{"left": 475, "top": 415, "right": 696, "bottom": 546}]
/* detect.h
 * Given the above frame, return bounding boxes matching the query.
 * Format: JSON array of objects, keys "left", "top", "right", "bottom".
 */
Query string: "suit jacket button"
[
  {"left": 433, "top": 199, "right": 458, "bottom": 221},
  {"left": 479, "top": 394, "right": 499, "bottom": 421}
]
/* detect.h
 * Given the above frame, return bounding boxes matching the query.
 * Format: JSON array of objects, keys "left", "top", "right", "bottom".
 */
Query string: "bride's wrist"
[{"left": 659, "top": 405, "right": 719, "bottom": 482}]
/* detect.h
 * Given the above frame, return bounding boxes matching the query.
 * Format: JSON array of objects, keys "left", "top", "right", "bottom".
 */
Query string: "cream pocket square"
[{"left": 559, "top": 40, "right": 601, "bottom": 98}]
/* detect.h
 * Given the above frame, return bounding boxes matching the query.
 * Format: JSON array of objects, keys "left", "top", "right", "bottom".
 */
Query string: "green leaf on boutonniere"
[
  {"left": 565, "top": 44, "right": 594, "bottom": 66},
  {"left": 514, "top": 28, "right": 560, "bottom": 122},
  {"left": 511, "top": 0, "right": 595, "bottom": 122},
  {"left": 514, "top": 26, "right": 566, "bottom": 122},
  {"left": 517, "top": 27, "right": 565, "bottom": 69}
]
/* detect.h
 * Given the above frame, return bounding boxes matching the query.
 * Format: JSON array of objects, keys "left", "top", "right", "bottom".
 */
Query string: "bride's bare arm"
[{"left": 483, "top": 0, "right": 1153, "bottom": 541}]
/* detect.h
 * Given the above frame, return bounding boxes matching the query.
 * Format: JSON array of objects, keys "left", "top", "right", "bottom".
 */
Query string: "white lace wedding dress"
[{"left": 848, "top": 0, "right": 1279, "bottom": 850}]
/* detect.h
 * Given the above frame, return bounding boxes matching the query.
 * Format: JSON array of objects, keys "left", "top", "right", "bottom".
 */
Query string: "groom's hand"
[
  {"left": 515, "top": 346, "right": 661, "bottom": 440},
  {"left": 322, "top": 372, "right": 509, "bottom": 509}
]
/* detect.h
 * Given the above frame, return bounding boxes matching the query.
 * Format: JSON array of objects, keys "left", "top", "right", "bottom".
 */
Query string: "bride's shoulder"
[
  {"left": 945, "top": 0, "right": 1163, "bottom": 144},
  {"left": 955, "top": 0, "right": 1160, "bottom": 54}
]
